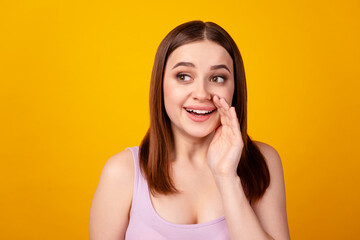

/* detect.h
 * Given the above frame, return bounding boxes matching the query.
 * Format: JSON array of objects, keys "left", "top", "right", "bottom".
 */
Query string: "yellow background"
[{"left": 1, "top": 0, "right": 359, "bottom": 239}]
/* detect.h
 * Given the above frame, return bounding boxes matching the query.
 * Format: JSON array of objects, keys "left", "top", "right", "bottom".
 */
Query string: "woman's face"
[{"left": 163, "top": 40, "right": 235, "bottom": 139}]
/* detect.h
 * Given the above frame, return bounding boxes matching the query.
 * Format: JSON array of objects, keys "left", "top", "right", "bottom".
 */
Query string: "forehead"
[{"left": 165, "top": 40, "right": 233, "bottom": 71}]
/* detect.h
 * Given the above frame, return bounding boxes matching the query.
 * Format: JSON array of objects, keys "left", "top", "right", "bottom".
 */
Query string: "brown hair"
[{"left": 139, "top": 20, "right": 270, "bottom": 204}]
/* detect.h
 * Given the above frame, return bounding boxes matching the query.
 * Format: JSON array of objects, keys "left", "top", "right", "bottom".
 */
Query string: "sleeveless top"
[{"left": 125, "top": 146, "right": 230, "bottom": 240}]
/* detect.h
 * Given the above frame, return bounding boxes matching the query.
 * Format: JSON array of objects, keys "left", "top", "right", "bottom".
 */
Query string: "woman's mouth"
[{"left": 184, "top": 107, "right": 216, "bottom": 122}]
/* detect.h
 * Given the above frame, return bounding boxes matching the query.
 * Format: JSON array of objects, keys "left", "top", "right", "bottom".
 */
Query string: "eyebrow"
[{"left": 171, "top": 61, "right": 231, "bottom": 73}]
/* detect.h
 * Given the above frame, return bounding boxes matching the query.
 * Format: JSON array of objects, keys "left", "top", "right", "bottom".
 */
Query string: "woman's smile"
[
  {"left": 163, "top": 40, "right": 235, "bottom": 138},
  {"left": 184, "top": 106, "right": 217, "bottom": 122}
]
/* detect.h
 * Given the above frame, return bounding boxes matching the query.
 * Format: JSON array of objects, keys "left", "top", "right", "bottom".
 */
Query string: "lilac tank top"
[{"left": 125, "top": 146, "right": 230, "bottom": 240}]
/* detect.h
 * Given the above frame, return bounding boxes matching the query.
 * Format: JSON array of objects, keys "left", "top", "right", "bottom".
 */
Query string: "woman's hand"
[{"left": 207, "top": 95, "right": 244, "bottom": 179}]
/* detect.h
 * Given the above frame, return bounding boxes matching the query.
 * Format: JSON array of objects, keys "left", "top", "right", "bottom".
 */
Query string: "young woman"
[{"left": 89, "top": 20, "right": 290, "bottom": 240}]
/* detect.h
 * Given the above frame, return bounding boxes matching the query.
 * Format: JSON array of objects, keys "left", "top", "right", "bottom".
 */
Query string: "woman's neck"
[{"left": 171, "top": 128, "right": 215, "bottom": 168}]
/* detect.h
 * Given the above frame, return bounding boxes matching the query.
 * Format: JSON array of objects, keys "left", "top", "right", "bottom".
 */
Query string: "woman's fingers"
[
  {"left": 213, "top": 96, "right": 228, "bottom": 126},
  {"left": 230, "top": 107, "right": 241, "bottom": 132},
  {"left": 219, "top": 97, "right": 230, "bottom": 110},
  {"left": 213, "top": 95, "right": 232, "bottom": 127},
  {"left": 213, "top": 96, "right": 241, "bottom": 135}
]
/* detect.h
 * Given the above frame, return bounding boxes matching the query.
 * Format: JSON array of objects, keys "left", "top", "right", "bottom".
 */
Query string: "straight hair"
[{"left": 139, "top": 20, "right": 270, "bottom": 204}]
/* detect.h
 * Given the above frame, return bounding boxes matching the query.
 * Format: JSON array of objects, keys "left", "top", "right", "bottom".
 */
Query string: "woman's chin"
[
  {"left": 171, "top": 122, "right": 219, "bottom": 140},
  {"left": 185, "top": 127, "right": 216, "bottom": 139}
]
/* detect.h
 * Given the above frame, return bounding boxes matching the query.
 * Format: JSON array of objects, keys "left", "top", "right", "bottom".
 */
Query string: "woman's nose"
[{"left": 191, "top": 80, "right": 212, "bottom": 101}]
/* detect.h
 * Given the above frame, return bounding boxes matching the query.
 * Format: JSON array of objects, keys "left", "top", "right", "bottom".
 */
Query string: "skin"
[
  {"left": 163, "top": 40, "right": 235, "bottom": 167},
  {"left": 162, "top": 40, "right": 289, "bottom": 239},
  {"left": 89, "top": 40, "right": 290, "bottom": 240}
]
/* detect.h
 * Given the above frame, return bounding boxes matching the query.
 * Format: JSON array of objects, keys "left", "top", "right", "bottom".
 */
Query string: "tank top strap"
[
  {"left": 125, "top": 146, "right": 150, "bottom": 216},
  {"left": 126, "top": 146, "right": 141, "bottom": 216}
]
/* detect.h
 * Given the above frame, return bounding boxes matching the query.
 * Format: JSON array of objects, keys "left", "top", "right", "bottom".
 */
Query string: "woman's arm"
[
  {"left": 89, "top": 150, "right": 134, "bottom": 240},
  {"left": 214, "top": 142, "right": 290, "bottom": 240},
  {"left": 208, "top": 96, "right": 290, "bottom": 240},
  {"left": 252, "top": 142, "right": 290, "bottom": 239}
]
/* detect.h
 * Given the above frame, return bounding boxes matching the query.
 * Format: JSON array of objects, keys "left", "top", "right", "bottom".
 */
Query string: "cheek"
[
  {"left": 163, "top": 81, "right": 185, "bottom": 119},
  {"left": 225, "top": 82, "right": 235, "bottom": 105},
  {"left": 163, "top": 80, "right": 173, "bottom": 106},
  {"left": 164, "top": 81, "right": 186, "bottom": 105},
  {"left": 213, "top": 87, "right": 234, "bottom": 106},
  {"left": 164, "top": 84, "right": 178, "bottom": 107},
  {"left": 227, "top": 88, "right": 235, "bottom": 105}
]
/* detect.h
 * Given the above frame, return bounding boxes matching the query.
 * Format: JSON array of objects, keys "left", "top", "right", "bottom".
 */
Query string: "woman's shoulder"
[
  {"left": 89, "top": 148, "right": 135, "bottom": 239},
  {"left": 102, "top": 148, "right": 135, "bottom": 181},
  {"left": 252, "top": 140, "right": 284, "bottom": 185},
  {"left": 253, "top": 140, "right": 282, "bottom": 168},
  {"left": 250, "top": 141, "right": 289, "bottom": 238},
  {"left": 94, "top": 148, "right": 135, "bottom": 199}
]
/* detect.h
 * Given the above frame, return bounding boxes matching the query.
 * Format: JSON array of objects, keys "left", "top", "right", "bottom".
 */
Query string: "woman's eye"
[
  {"left": 211, "top": 76, "right": 226, "bottom": 83},
  {"left": 176, "top": 73, "right": 191, "bottom": 82}
]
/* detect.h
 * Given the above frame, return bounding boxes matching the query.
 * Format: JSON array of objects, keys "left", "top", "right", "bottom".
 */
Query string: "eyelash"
[{"left": 176, "top": 73, "right": 227, "bottom": 83}]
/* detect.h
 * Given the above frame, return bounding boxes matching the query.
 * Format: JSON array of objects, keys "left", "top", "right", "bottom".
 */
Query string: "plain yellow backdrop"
[{"left": 1, "top": 0, "right": 359, "bottom": 239}]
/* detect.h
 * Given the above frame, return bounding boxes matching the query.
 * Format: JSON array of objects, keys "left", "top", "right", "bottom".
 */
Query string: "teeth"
[{"left": 186, "top": 109, "right": 213, "bottom": 114}]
